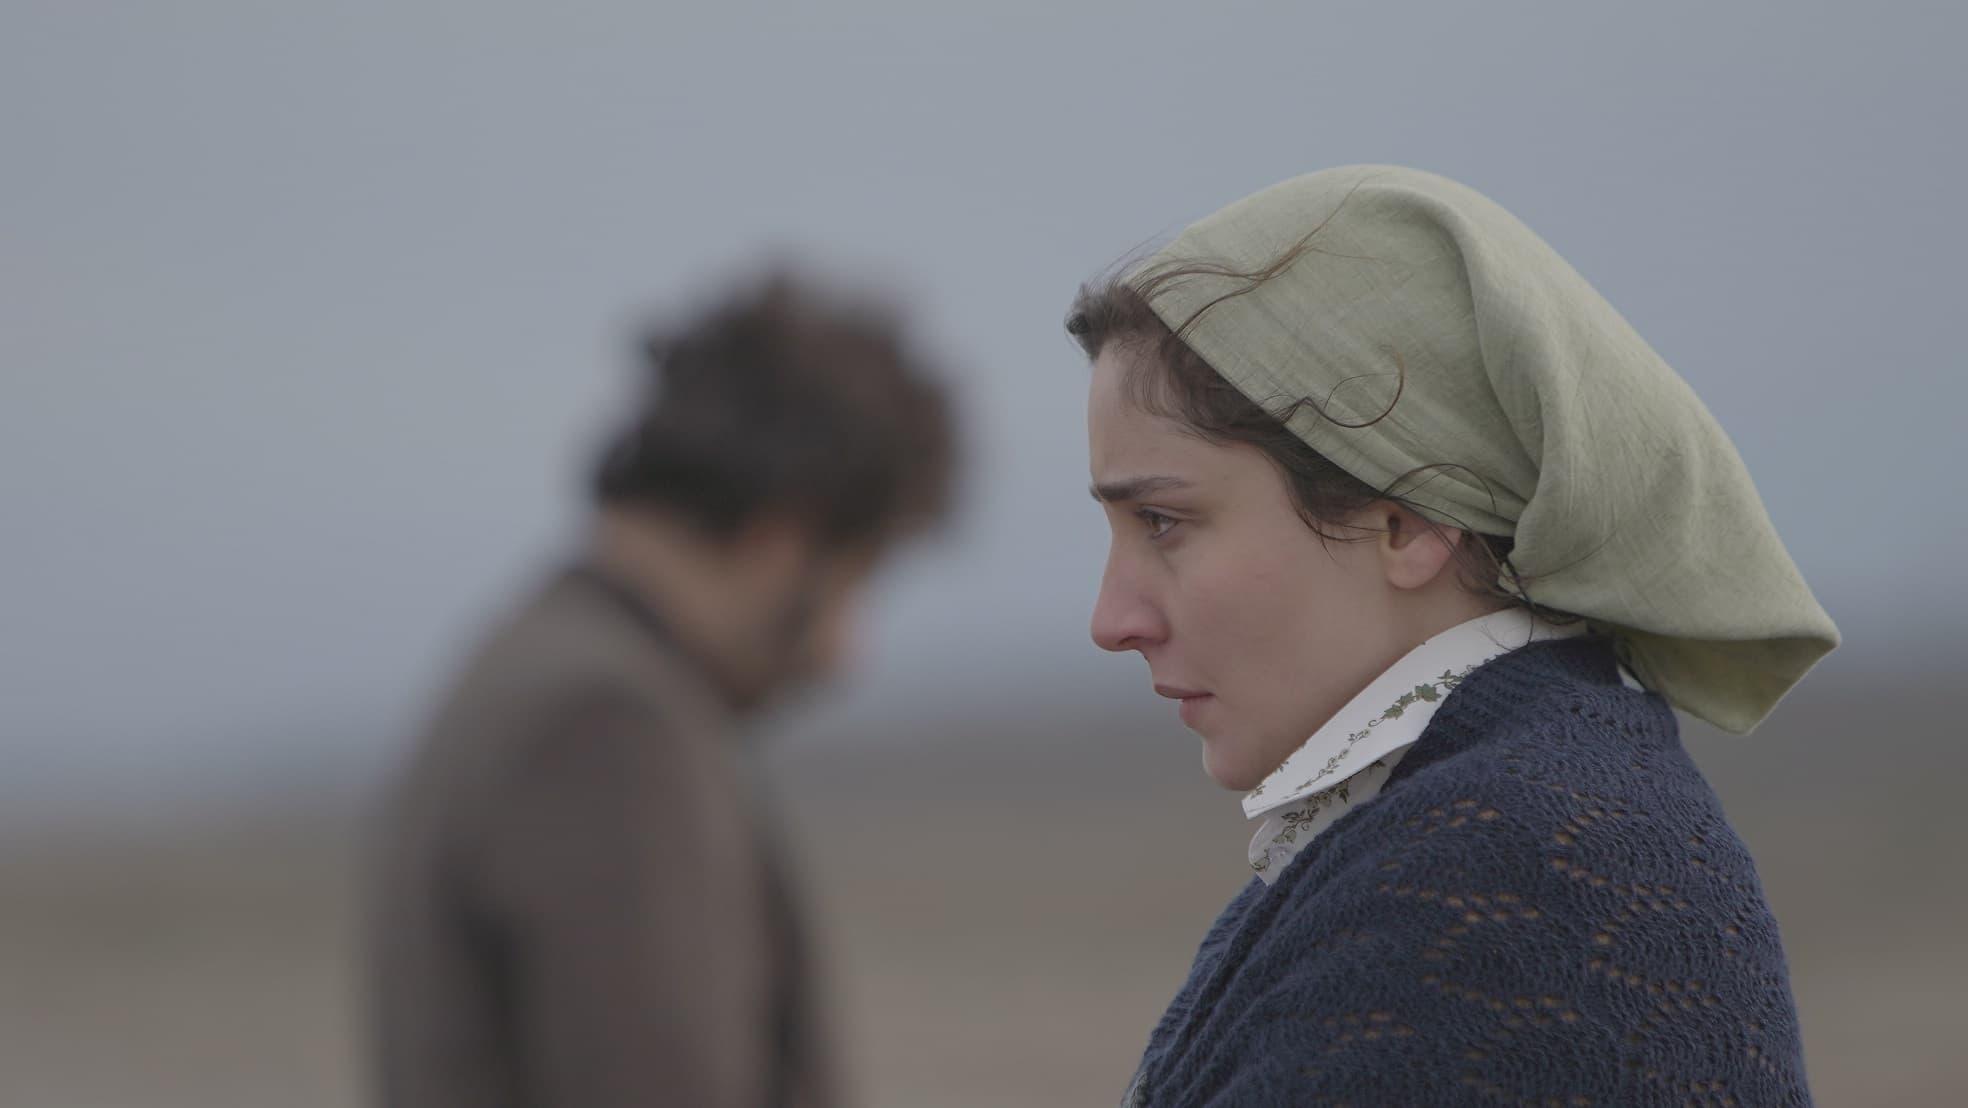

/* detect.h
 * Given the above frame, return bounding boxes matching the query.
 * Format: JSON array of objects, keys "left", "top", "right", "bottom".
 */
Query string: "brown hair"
[
  {"left": 1066, "top": 263, "right": 1539, "bottom": 611},
  {"left": 594, "top": 271, "right": 956, "bottom": 550}
]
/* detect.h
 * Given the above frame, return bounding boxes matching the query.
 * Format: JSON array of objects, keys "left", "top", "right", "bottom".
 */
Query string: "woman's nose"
[{"left": 1091, "top": 557, "right": 1164, "bottom": 654}]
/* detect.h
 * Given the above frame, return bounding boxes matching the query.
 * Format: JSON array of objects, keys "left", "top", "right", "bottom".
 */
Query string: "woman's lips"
[
  {"left": 1155, "top": 685, "right": 1215, "bottom": 727},
  {"left": 1177, "top": 693, "right": 1214, "bottom": 727}
]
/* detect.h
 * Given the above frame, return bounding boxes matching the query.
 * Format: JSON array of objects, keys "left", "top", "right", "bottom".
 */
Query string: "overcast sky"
[{"left": 5, "top": 2, "right": 1963, "bottom": 809}]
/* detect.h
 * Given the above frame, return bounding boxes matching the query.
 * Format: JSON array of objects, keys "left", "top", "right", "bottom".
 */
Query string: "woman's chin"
[{"left": 1199, "top": 740, "right": 1267, "bottom": 793}]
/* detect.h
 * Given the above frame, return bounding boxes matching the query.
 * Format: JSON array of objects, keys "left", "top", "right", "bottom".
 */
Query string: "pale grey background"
[
  {"left": 5, "top": 2, "right": 1963, "bottom": 820},
  {"left": 6, "top": 5, "right": 1967, "bottom": 1106}
]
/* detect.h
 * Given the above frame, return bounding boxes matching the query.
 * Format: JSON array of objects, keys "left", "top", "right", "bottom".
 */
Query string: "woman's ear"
[{"left": 1375, "top": 502, "right": 1464, "bottom": 591}]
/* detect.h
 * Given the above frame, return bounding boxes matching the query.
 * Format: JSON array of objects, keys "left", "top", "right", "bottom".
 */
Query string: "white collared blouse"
[{"left": 1244, "top": 608, "right": 1639, "bottom": 883}]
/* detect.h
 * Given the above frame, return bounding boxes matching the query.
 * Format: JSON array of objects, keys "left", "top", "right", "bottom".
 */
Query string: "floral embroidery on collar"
[
  {"left": 1291, "top": 666, "right": 1475, "bottom": 794},
  {"left": 1250, "top": 767, "right": 1369, "bottom": 875},
  {"left": 1245, "top": 661, "right": 1480, "bottom": 812},
  {"left": 1239, "top": 609, "right": 1593, "bottom": 880},
  {"left": 1246, "top": 665, "right": 1479, "bottom": 878}
]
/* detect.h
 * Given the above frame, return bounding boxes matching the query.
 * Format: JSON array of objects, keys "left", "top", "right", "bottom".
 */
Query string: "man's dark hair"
[{"left": 593, "top": 272, "right": 956, "bottom": 550}]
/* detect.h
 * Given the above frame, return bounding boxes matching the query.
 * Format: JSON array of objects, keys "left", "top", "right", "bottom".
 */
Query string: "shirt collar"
[
  {"left": 1243, "top": 608, "right": 1585, "bottom": 820},
  {"left": 561, "top": 561, "right": 754, "bottom": 714}
]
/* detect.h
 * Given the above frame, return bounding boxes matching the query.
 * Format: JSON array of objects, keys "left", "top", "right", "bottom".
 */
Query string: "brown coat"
[{"left": 370, "top": 567, "right": 836, "bottom": 1108}]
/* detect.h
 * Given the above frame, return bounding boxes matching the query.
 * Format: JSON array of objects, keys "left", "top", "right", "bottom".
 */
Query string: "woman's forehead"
[
  {"left": 1089, "top": 414, "right": 1272, "bottom": 505},
  {"left": 1090, "top": 381, "right": 1198, "bottom": 473},
  {"left": 1086, "top": 346, "right": 1282, "bottom": 495}
]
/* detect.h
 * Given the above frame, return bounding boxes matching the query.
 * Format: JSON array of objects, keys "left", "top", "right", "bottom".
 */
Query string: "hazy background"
[{"left": 4, "top": 3, "right": 1963, "bottom": 1105}]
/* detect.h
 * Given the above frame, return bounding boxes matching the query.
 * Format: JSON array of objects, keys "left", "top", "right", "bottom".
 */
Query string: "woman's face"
[{"left": 1086, "top": 346, "right": 1415, "bottom": 791}]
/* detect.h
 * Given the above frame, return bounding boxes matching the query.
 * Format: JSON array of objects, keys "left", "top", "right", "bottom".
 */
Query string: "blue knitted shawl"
[{"left": 1125, "top": 637, "right": 1809, "bottom": 1107}]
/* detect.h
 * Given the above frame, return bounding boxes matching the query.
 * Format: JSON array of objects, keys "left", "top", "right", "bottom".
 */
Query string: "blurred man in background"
[{"left": 369, "top": 273, "right": 957, "bottom": 1108}]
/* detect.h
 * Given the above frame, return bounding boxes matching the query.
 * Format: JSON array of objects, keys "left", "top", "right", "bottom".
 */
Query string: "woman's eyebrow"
[{"left": 1090, "top": 475, "right": 1191, "bottom": 504}]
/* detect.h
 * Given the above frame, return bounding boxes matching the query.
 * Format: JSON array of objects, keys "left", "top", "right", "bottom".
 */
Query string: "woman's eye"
[{"left": 1137, "top": 509, "right": 1178, "bottom": 540}]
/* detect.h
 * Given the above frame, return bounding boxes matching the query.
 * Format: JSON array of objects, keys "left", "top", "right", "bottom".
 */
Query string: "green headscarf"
[{"left": 1138, "top": 165, "right": 1836, "bottom": 733}]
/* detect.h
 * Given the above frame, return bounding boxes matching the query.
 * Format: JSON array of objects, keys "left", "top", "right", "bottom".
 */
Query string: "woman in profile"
[{"left": 1069, "top": 166, "right": 1834, "bottom": 1106}]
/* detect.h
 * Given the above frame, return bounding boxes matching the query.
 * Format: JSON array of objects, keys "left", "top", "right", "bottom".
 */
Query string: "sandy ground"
[{"left": 2, "top": 676, "right": 1962, "bottom": 1107}]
